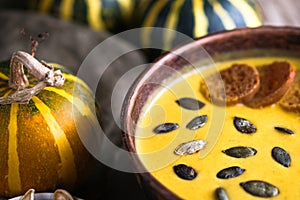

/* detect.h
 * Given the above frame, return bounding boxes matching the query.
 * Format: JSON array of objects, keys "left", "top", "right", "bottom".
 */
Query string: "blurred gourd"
[
  {"left": 0, "top": 51, "right": 101, "bottom": 198},
  {"left": 135, "top": 0, "right": 262, "bottom": 38},
  {"left": 28, "top": 0, "right": 139, "bottom": 33},
  {"left": 28, "top": 0, "right": 263, "bottom": 59},
  {"left": 134, "top": 0, "right": 262, "bottom": 58}
]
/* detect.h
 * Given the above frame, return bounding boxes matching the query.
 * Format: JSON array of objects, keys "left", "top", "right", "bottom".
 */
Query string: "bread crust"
[
  {"left": 245, "top": 61, "right": 296, "bottom": 108},
  {"left": 200, "top": 64, "right": 260, "bottom": 105},
  {"left": 279, "top": 70, "right": 300, "bottom": 112}
]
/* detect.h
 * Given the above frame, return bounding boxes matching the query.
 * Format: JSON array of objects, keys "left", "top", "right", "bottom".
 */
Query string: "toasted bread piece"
[
  {"left": 279, "top": 70, "right": 300, "bottom": 112},
  {"left": 245, "top": 61, "right": 296, "bottom": 108},
  {"left": 200, "top": 64, "right": 260, "bottom": 105}
]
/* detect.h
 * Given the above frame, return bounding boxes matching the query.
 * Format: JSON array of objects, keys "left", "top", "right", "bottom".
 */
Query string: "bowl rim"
[
  {"left": 9, "top": 192, "right": 83, "bottom": 200},
  {"left": 121, "top": 25, "right": 300, "bottom": 199}
]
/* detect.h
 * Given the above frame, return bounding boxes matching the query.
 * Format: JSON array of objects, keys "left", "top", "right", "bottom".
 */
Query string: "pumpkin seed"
[
  {"left": 233, "top": 117, "right": 257, "bottom": 134},
  {"left": 174, "top": 140, "right": 207, "bottom": 156},
  {"left": 240, "top": 180, "right": 279, "bottom": 198},
  {"left": 186, "top": 115, "right": 208, "bottom": 130},
  {"left": 153, "top": 123, "right": 179, "bottom": 134},
  {"left": 173, "top": 164, "right": 198, "bottom": 180},
  {"left": 216, "top": 166, "right": 245, "bottom": 179},
  {"left": 215, "top": 187, "right": 229, "bottom": 200},
  {"left": 222, "top": 146, "right": 257, "bottom": 158},
  {"left": 274, "top": 126, "right": 294, "bottom": 134},
  {"left": 272, "top": 146, "right": 291, "bottom": 167},
  {"left": 175, "top": 97, "right": 205, "bottom": 110}
]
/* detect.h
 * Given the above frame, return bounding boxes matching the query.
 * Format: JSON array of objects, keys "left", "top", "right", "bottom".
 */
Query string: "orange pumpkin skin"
[{"left": 0, "top": 60, "right": 101, "bottom": 198}]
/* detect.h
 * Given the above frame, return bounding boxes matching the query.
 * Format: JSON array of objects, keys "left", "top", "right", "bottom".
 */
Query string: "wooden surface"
[
  {"left": 258, "top": 0, "right": 300, "bottom": 26},
  {"left": 0, "top": 0, "right": 300, "bottom": 199}
]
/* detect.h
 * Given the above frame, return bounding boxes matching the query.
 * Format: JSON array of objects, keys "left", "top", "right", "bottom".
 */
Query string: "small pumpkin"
[
  {"left": 28, "top": 0, "right": 263, "bottom": 62},
  {"left": 28, "top": 0, "right": 139, "bottom": 33},
  {"left": 0, "top": 51, "right": 101, "bottom": 198},
  {"left": 135, "top": 0, "right": 262, "bottom": 37},
  {"left": 133, "top": 0, "right": 263, "bottom": 60}
]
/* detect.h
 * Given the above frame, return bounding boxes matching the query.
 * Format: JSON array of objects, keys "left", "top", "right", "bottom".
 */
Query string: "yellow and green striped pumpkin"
[
  {"left": 29, "top": 0, "right": 139, "bottom": 33},
  {"left": 29, "top": 0, "right": 262, "bottom": 34},
  {"left": 0, "top": 59, "right": 100, "bottom": 198},
  {"left": 135, "top": 0, "right": 262, "bottom": 38},
  {"left": 134, "top": 0, "right": 262, "bottom": 60},
  {"left": 28, "top": 0, "right": 262, "bottom": 60}
]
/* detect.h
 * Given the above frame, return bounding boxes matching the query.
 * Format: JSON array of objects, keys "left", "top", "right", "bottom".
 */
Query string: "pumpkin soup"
[{"left": 135, "top": 57, "right": 300, "bottom": 199}]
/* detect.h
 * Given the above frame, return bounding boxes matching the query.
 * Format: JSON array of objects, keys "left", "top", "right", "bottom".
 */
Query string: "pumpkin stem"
[
  {"left": 0, "top": 51, "right": 65, "bottom": 104},
  {"left": 20, "top": 28, "right": 50, "bottom": 57}
]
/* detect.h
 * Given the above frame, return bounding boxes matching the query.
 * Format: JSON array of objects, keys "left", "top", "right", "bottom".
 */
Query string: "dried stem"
[
  {"left": 20, "top": 29, "right": 49, "bottom": 57},
  {"left": 0, "top": 51, "right": 65, "bottom": 104}
]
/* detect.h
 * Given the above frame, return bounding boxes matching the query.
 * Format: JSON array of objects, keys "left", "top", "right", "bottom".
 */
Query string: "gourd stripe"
[
  {"left": 141, "top": 0, "right": 168, "bottom": 47},
  {"left": 163, "top": 0, "right": 185, "bottom": 51},
  {"left": 48, "top": 63, "right": 64, "bottom": 68},
  {"left": 204, "top": 0, "right": 225, "bottom": 33},
  {"left": 4, "top": 90, "right": 13, "bottom": 97},
  {"left": 52, "top": 0, "right": 63, "bottom": 14},
  {"left": 152, "top": 1, "right": 173, "bottom": 28},
  {"left": 63, "top": 74, "right": 93, "bottom": 94},
  {"left": 43, "top": 87, "right": 98, "bottom": 126},
  {"left": 32, "top": 96, "right": 77, "bottom": 186},
  {"left": 219, "top": 0, "right": 246, "bottom": 27},
  {"left": 192, "top": 0, "right": 209, "bottom": 37},
  {"left": 136, "top": 0, "right": 153, "bottom": 23},
  {"left": 86, "top": 0, "right": 105, "bottom": 30},
  {"left": 118, "top": 0, "right": 132, "bottom": 21},
  {"left": 7, "top": 103, "right": 21, "bottom": 194},
  {"left": 209, "top": 0, "right": 236, "bottom": 30},
  {"left": 0, "top": 72, "right": 8, "bottom": 80},
  {"left": 176, "top": 0, "right": 194, "bottom": 38},
  {"left": 0, "top": 88, "right": 10, "bottom": 98},
  {"left": 227, "top": 0, "right": 261, "bottom": 26},
  {"left": 73, "top": 0, "right": 88, "bottom": 24},
  {"left": 38, "top": 0, "right": 53, "bottom": 13},
  {"left": 0, "top": 87, "right": 8, "bottom": 92},
  {"left": 59, "top": 0, "right": 74, "bottom": 20}
]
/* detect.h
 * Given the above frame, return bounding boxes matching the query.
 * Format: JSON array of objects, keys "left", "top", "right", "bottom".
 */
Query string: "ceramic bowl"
[
  {"left": 9, "top": 193, "right": 82, "bottom": 200},
  {"left": 121, "top": 26, "right": 300, "bottom": 200}
]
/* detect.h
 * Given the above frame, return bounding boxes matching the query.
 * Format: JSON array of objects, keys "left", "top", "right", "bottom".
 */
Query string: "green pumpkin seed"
[
  {"left": 240, "top": 180, "right": 279, "bottom": 198},
  {"left": 272, "top": 146, "right": 291, "bottom": 167},
  {"left": 215, "top": 187, "right": 229, "bottom": 200},
  {"left": 153, "top": 123, "right": 179, "bottom": 134},
  {"left": 186, "top": 115, "right": 208, "bottom": 130},
  {"left": 175, "top": 97, "right": 205, "bottom": 110},
  {"left": 174, "top": 140, "right": 207, "bottom": 156},
  {"left": 173, "top": 164, "right": 198, "bottom": 180},
  {"left": 234, "top": 117, "right": 257, "bottom": 134},
  {"left": 222, "top": 146, "right": 257, "bottom": 158},
  {"left": 216, "top": 166, "right": 245, "bottom": 179},
  {"left": 274, "top": 126, "right": 294, "bottom": 134}
]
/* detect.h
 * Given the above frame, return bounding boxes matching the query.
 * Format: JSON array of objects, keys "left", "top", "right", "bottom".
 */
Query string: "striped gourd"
[
  {"left": 29, "top": 0, "right": 262, "bottom": 61},
  {"left": 0, "top": 53, "right": 100, "bottom": 198},
  {"left": 29, "top": 0, "right": 139, "bottom": 33},
  {"left": 134, "top": 0, "right": 262, "bottom": 59}
]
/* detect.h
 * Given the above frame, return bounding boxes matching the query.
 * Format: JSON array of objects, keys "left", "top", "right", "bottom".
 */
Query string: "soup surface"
[{"left": 135, "top": 57, "right": 300, "bottom": 199}]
